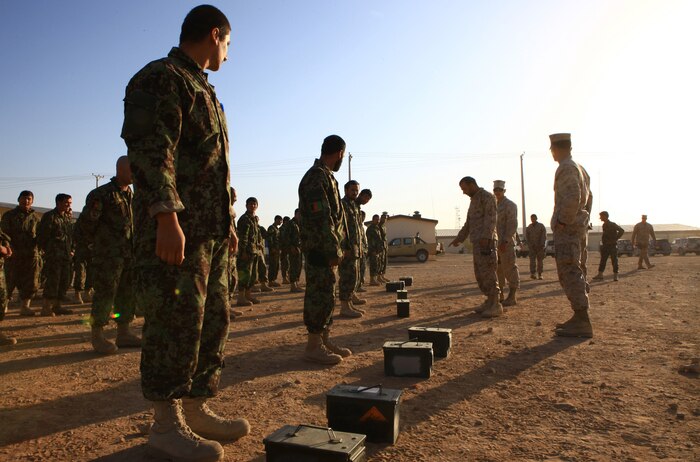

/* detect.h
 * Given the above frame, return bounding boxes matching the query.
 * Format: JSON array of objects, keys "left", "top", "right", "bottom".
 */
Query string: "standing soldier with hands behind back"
[
  {"left": 593, "top": 211, "right": 625, "bottom": 281},
  {"left": 298, "top": 135, "right": 353, "bottom": 365},
  {"left": 549, "top": 133, "right": 593, "bottom": 338},
  {"left": 525, "top": 214, "right": 547, "bottom": 280},
  {"left": 121, "top": 6, "right": 248, "bottom": 461}
]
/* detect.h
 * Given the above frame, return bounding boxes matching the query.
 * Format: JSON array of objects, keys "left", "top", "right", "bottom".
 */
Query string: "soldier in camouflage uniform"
[
  {"left": 525, "top": 214, "right": 547, "bottom": 280},
  {"left": 298, "top": 135, "right": 352, "bottom": 365},
  {"left": 366, "top": 214, "right": 383, "bottom": 285},
  {"left": 281, "top": 209, "right": 304, "bottom": 293},
  {"left": 549, "top": 133, "right": 593, "bottom": 338},
  {"left": 0, "top": 229, "right": 17, "bottom": 346},
  {"left": 631, "top": 215, "right": 656, "bottom": 270},
  {"left": 255, "top": 219, "right": 273, "bottom": 292},
  {"left": 236, "top": 198, "right": 261, "bottom": 306},
  {"left": 121, "top": 6, "right": 249, "bottom": 460},
  {"left": 338, "top": 180, "right": 365, "bottom": 318},
  {"left": 493, "top": 180, "right": 520, "bottom": 306},
  {"left": 266, "top": 215, "right": 283, "bottom": 287},
  {"left": 72, "top": 213, "right": 93, "bottom": 305},
  {"left": 37, "top": 193, "right": 74, "bottom": 316},
  {"left": 356, "top": 189, "right": 372, "bottom": 292},
  {"left": 377, "top": 213, "right": 389, "bottom": 282},
  {"left": 0, "top": 190, "right": 40, "bottom": 316},
  {"left": 279, "top": 216, "right": 291, "bottom": 284},
  {"left": 449, "top": 177, "right": 502, "bottom": 318},
  {"left": 79, "top": 156, "right": 141, "bottom": 355}
]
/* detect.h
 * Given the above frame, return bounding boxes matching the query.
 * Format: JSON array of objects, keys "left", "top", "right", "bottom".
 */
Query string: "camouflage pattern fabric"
[
  {"left": 228, "top": 211, "right": 237, "bottom": 293},
  {"left": 1, "top": 207, "right": 40, "bottom": 300},
  {"left": 256, "top": 225, "right": 268, "bottom": 283},
  {"left": 526, "top": 221, "right": 547, "bottom": 275},
  {"left": 72, "top": 212, "right": 94, "bottom": 291},
  {"left": 378, "top": 223, "right": 388, "bottom": 274},
  {"left": 551, "top": 156, "right": 592, "bottom": 311},
  {"left": 78, "top": 178, "right": 135, "bottom": 327},
  {"left": 338, "top": 197, "right": 361, "bottom": 300},
  {"left": 278, "top": 221, "right": 289, "bottom": 279},
  {"left": 37, "top": 209, "right": 74, "bottom": 299},
  {"left": 473, "top": 245, "right": 499, "bottom": 296},
  {"left": 365, "top": 223, "right": 382, "bottom": 276},
  {"left": 298, "top": 159, "right": 347, "bottom": 333},
  {"left": 0, "top": 230, "right": 9, "bottom": 316},
  {"left": 266, "top": 223, "right": 281, "bottom": 282},
  {"left": 121, "top": 47, "right": 233, "bottom": 400},
  {"left": 496, "top": 196, "right": 520, "bottom": 290},
  {"left": 281, "top": 218, "right": 302, "bottom": 283},
  {"left": 236, "top": 212, "right": 260, "bottom": 289},
  {"left": 631, "top": 221, "right": 655, "bottom": 268}
]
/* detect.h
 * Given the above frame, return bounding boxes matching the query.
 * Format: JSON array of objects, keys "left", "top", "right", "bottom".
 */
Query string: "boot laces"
[{"left": 173, "top": 402, "right": 203, "bottom": 441}]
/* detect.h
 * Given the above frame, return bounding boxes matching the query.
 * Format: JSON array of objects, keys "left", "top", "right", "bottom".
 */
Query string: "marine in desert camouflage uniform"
[{"left": 494, "top": 180, "right": 520, "bottom": 306}]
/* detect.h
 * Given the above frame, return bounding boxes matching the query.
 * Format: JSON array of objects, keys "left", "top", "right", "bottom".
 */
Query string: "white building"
[{"left": 385, "top": 212, "right": 438, "bottom": 243}]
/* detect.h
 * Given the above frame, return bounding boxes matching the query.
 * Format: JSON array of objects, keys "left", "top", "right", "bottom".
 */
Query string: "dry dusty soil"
[{"left": 0, "top": 252, "right": 698, "bottom": 462}]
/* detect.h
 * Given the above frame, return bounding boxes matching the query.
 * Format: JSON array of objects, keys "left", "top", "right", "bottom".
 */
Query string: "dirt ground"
[{"left": 0, "top": 252, "right": 698, "bottom": 462}]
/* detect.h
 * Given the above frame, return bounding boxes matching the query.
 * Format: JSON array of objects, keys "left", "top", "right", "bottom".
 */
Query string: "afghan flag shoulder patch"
[{"left": 310, "top": 201, "right": 324, "bottom": 213}]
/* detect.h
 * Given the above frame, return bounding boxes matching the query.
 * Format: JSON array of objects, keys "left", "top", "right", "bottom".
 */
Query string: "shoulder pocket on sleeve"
[{"left": 121, "top": 90, "right": 158, "bottom": 139}]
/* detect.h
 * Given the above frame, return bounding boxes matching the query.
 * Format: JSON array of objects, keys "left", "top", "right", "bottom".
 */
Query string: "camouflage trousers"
[
  {"left": 73, "top": 254, "right": 93, "bottom": 291},
  {"left": 137, "top": 238, "right": 229, "bottom": 401},
  {"left": 227, "top": 253, "right": 237, "bottom": 293},
  {"left": 473, "top": 247, "right": 499, "bottom": 296},
  {"left": 303, "top": 258, "right": 336, "bottom": 334},
  {"left": 280, "top": 250, "right": 290, "bottom": 279},
  {"left": 267, "top": 249, "right": 280, "bottom": 282},
  {"left": 43, "top": 255, "right": 72, "bottom": 299},
  {"left": 90, "top": 257, "right": 135, "bottom": 328},
  {"left": 288, "top": 250, "right": 302, "bottom": 283},
  {"left": 378, "top": 249, "right": 388, "bottom": 274},
  {"left": 338, "top": 256, "right": 359, "bottom": 301},
  {"left": 529, "top": 247, "right": 545, "bottom": 275},
  {"left": 0, "top": 261, "right": 6, "bottom": 319},
  {"left": 497, "top": 245, "right": 520, "bottom": 290},
  {"left": 554, "top": 229, "right": 589, "bottom": 311},
  {"left": 4, "top": 254, "right": 39, "bottom": 300},
  {"left": 237, "top": 255, "right": 258, "bottom": 290},
  {"left": 637, "top": 244, "right": 651, "bottom": 268},
  {"left": 368, "top": 253, "right": 380, "bottom": 276},
  {"left": 257, "top": 254, "right": 268, "bottom": 283},
  {"left": 359, "top": 253, "right": 367, "bottom": 283}
]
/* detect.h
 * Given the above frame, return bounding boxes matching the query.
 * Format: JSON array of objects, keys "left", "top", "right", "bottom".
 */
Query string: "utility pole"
[
  {"left": 91, "top": 173, "right": 105, "bottom": 188},
  {"left": 520, "top": 152, "right": 526, "bottom": 239},
  {"left": 348, "top": 152, "right": 353, "bottom": 181}
]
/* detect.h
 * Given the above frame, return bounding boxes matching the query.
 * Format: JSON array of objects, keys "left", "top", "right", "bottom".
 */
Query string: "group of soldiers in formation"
[{"left": 0, "top": 6, "right": 631, "bottom": 461}]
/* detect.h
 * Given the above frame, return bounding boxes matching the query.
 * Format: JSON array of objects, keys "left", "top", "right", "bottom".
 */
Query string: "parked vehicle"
[
  {"left": 672, "top": 238, "right": 687, "bottom": 254},
  {"left": 653, "top": 239, "right": 672, "bottom": 256},
  {"left": 616, "top": 239, "right": 634, "bottom": 257},
  {"left": 677, "top": 237, "right": 700, "bottom": 256},
  {"left": 516, "top": 240, "right": 529, "bottom": 258},
  {"left": 387, "top": 236, "right": 437, "bottom": 262},
  {"left": 634, "top": 242, "right": 656, "bottom": 257},
  {"left": 545, "top": 240, "right": 555, "bottom": 257}
]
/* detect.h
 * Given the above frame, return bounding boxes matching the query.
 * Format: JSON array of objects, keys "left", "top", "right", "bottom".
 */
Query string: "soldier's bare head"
[
  {"left": 372, "top": 214, "right": 380, "bottom": 224},
  {"left": 358, "top": 188, "right": 372, "bottom": 205},
  {"left": 531, "top": 214, "right": 538, "bottom": 223},
  {"left": 55, "top": 193, "right": 72, "bottom": 213},
  {"left": 116, "top": 155, "right": 132, "bottom": 187},
  {"left": 321, "top": 135, "right": 346, "bottom": 172},
  {"left": 459, "top": 176, "right": 478, "bottom": 197},
  {"left": 230, "top": 187, "right": 237, "bottom": 204},
  {"left": 179, "top": 5, "right": 231, "bottom": 72},
  {"left": 294, "top": 208, "right": 301, "bottom": 220},
  {"left": 245, "top": 197, "right": 258, "bottom": 214},
  {"left": 18, "top": 190, "right": 34, "bottom": 210},
  {"left": 344, "top": 180, "right": 360, "bottom": 200},
  {"left": 641, "top": 214, "right": 647, "bottom": 222},
  {"left": 599, "top": 211, "right": 609, "bottom": 222}
]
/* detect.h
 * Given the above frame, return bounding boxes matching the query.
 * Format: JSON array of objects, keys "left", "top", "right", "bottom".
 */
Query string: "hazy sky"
[{"left": 1, "top": 0, "right": 698, "bottom": 230}]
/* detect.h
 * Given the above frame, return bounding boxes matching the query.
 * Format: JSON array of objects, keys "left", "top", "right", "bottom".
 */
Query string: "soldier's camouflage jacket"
[
  {"left": 456, "top": 188, "right": 497, "bottom": 244},
  {"left": 341, "top": 197, "right": 362, "bottom": 258},
  {"left": 79, "top": 177, "right": 134, "bottom": 259},
  {"left": 550, "top": 157, "right": 592, "bottom": 234},
  {"left": 496, "top": 197, "right": 518, "bottom": 245},
  {"left": 121, "top": 47, "right": 233, "bottom": 263},
  {"left": 298, "top": 159, "right": 348, "bottom": 266},
  {"left": 280, "top": 218, "right": 301, "bottom": 252},
  {"left": 365, "top": 223, "right": 383, "bottom": 255},
  {"left": 37, "top": 209, "right": 73, "bottom": 259},
  {"left": 237, "top": 212, "right": 261, "bottom": 260},
  {"left": 0, "top": 229, "right": 10, "bottom": 270},
  {"left": 266, "top": 224, "right": 281, "bottom": 252},
  {"left": 0, "top": 207, "right": 40, "bottom": 257}
]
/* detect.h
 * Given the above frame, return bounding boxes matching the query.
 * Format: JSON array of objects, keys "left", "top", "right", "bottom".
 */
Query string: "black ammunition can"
[
  {"left": 385, "top": 281, "right": 405, "bottom": 292},
  {"left": 263, "top": 424, "right": 367, "bottom": 462},
  {"left": 399, "top": 276, "right": 413, "bottom": 287},
  {"left": 407, "top": 327, "right": 452, "bottom": 358},
  {"left": 396, "top": 299, "right": 410, "bottom": 318},
  {"left": 383, "top": 341, "right": 433, "bottom": 378}
]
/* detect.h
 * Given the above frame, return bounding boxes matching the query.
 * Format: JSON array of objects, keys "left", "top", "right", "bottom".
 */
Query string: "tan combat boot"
[
  {"left": 613, "top": 273, "right": 619, "bottom": 282},
  {"left": 91, "top": 326, "right": 118, "bottom": 354},
  {"left": 474, "top": 297, "right": 490, "bottom": 313},
  {"left": 0, "top": 331, "right": 17, "bottom": 346},
  {"left": 74, "top": 290, "right": 84, "bottom": 305},
  {"left": 555, "top": 310, "right": 593, "bottom": 338},
  {"left": 530, "top": 273, "right": 537, "bottom": 280},
  {"left": 116, "top": 323, "right": 142, "bottom": 348},
  {"left": 282, "top": 275, "right": 290, "bottom": 284},
  {"left": 52, "top": 299, "right": 73, "bottom": 315},
  {"left": 290, "top": 282, "right": 304, "bottom": 293},
  {"left": 41, "top": 299, "right": 55, "bottom": 317},
  {"left": 19, "top": 299, "right": 35, "bottom": 317},
  {"left": 245, "top": 289, "right": 261, "bottom": 304},
  {"left": 369, "top": 276, "right": 380, "bottom": 286},
  {"left": 269, "top": 280, "right": 281, "bottom": 287},
  {"left": 351, "top": 294, "right": 367, "bottom": 306},
  {"left": 356, "top": 284, "right": 367, "bottom": 293},
  {"left": 502, "top": 288, "right": 517, "bottom": 307},
  {"left": 339, "top": 300, "right": 362, "bottom": 318},
  {"left": 303, "top": 333, "right": 342, "bottom": 365},
  {"left": 259, "top": 282, "right": 274, "bottom": 292},
  {"left": 321, "top": 328, "right": 352, "bottom": 357},
  {"left": 379, "top": 274, "right": 389, "bottom": 283},
  {"left": 181, "top": 397, "right": 250, "bottom": 442},
  {"left": 236, "top": 291, "right": 253, "bottom": 307},
  {"left": 592, "top": 272, "right": 604, "bottom": 281},
  {"left": 480, "top": 294, "right": 503, "bottom": 318},
  {"left": 148, "top": 400, "right": 224, "bottom": 462}
]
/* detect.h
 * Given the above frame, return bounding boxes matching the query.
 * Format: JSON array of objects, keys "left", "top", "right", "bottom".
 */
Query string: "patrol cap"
[
  {"left": 549, "top": 133, "right": 571, "bottom": 143},
  {"left": 493, "top": 180, "right": 506, "bottom": 190}
]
